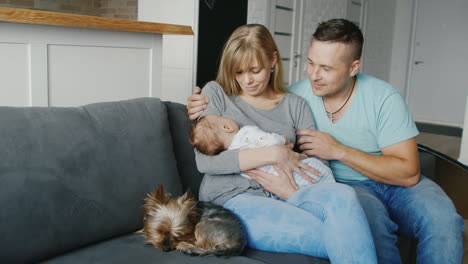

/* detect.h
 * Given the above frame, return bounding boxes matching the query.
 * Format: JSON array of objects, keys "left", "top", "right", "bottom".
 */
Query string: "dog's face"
[{"left": 142, "top": 186, "right": 198, "bottom": 251}]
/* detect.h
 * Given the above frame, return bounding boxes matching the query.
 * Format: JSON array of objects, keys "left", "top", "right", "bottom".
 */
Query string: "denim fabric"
[
  {"left": 223, "top": 183, "right": 377, "bottom": 264},
  {"left": 347, "top": 176, "right": 464, "bottom": 264}
]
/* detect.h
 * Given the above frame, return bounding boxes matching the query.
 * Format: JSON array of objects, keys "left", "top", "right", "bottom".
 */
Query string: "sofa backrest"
[
  {"left": 0, "top": 98, "right": 183, "bottom": 263},
  {"left": 164, "top": 101, "right": 204, "bottom": 198}
]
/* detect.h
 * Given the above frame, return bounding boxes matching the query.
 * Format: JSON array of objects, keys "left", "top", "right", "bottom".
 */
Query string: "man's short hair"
[{"left": 313, "top": 18, "right": 364, "bottom": 60}]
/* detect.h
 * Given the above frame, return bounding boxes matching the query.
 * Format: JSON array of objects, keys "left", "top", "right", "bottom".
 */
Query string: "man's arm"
[
  {"left": 296, "top": 129, "right": 420, "bottom": 187},
  {"left": 186, "top": 86, "right": 208, "bottom": 120}
]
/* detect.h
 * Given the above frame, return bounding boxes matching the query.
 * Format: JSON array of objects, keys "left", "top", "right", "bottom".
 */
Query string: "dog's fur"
[{"left": 140, "top": 185, "right": 247, "bottom": 256}]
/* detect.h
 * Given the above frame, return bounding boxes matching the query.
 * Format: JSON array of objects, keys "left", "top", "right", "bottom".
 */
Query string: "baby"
[{"left": 190, "top": 114, "right": 335, "bottom": 189}]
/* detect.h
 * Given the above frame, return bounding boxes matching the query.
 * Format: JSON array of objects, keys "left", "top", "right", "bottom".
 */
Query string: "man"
[
  {"left": 187, "top": 19, "right": 463, "bottom": 263},
  {"left": 289, "top": 18, "right": 463, "bottom": 264}
]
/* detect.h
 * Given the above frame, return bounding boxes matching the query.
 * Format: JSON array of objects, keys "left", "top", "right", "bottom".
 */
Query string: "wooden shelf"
[{"left": 0, "top": 7, "right": 193, "bottom": 35}]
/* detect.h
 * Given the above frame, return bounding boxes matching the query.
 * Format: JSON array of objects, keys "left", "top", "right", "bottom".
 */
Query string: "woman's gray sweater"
[{"left": 196, "top": 81, "right": 316, "bottom": 205}]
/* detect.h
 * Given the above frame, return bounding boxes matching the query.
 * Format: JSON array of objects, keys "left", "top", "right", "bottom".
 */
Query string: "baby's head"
[{"left": 189, "top": 115, "right": 239, "bottom": 155}]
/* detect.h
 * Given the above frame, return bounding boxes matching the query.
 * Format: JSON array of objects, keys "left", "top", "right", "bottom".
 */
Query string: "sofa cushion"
[
  {"left": 40, "top": 233, "right": 329, "bottom": 264},
  {"left": 0, "top": 98, "right": 183, "bottom": 263},
  {"left": 40, "top": 234, "right": 264, "bottom": 264}
]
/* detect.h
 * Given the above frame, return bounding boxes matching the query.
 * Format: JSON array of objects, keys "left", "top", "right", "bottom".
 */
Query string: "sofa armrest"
[{"left": 418, "top": 144, "right": 468, "bottom": 219}]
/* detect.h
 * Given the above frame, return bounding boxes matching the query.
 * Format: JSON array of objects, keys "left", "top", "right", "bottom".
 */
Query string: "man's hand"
[
  {"left": 186, "top": 86, "right": 209, "bottom": 120},
  {"left": 297, "top": 129, "right": 421, "bottom": 187},
  {"left": 245, "top": 168, "right": 297, "bottom": 200},
  {"left": 296, "top": 129, "right": 346, "bottom": 160}
]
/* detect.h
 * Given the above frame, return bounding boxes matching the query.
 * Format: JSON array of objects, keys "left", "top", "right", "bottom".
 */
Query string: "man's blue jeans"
[
  {"left": 346, "top": 175, "right": 464, "bottom": 264},
  {"left": 223, "top": 183, "right": 378, "bottom": 263}
]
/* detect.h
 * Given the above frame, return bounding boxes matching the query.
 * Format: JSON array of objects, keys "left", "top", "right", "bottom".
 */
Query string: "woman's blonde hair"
[{"left": 216, "top": 24, "right": 286, "bottom": 96}]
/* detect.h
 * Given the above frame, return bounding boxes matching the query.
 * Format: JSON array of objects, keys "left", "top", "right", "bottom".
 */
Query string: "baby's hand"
[{"left": 283, "top": 135, "right": 290, "bottom": 145}]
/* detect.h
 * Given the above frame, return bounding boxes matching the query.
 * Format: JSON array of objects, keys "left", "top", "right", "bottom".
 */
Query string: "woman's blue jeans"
[
  {"left": 347, "top": 176, "right": 464, "bottom": 264},
  {"left": 223, "top": 183, "right": 378, "bottom": 263}
]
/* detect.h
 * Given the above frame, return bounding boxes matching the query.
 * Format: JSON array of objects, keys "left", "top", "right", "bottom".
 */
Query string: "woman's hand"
[
  {"left": 245, "top": 168, "right": 297, "bottom": 200},
  {"left": 242, "top": 145, "right": 321, "bottom": 198},
  {"left": 272, "top": 145, "right": 321, "bottom": 183},
  {"left": 186, "top": 86, "right": 209, "bottom": 120}
]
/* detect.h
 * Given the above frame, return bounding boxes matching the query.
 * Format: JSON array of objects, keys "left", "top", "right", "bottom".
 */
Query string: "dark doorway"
[{"left": 196, "top": 0, "right": 248, "bottom": 87}]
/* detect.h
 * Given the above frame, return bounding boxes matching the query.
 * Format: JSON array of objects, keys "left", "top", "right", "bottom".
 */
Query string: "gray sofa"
[{"left": 1, "top": 98, "right": 466, "bottom": 264}]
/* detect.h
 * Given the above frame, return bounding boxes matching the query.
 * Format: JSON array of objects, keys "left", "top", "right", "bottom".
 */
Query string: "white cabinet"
[
  {"left": 0, "top": 22, "right": 162, "bottom": 107},
  {"left": 0, "top": 7, "right": 192, "bottom": 107}
]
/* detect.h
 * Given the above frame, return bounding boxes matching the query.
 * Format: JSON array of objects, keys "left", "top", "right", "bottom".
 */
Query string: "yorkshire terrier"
[{"left": 140, "top": 185, "right": 247, "bottom": 256}]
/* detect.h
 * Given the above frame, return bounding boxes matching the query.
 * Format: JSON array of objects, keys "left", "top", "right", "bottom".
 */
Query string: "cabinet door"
[{"left": 270, "top": 0, "right": 304, "bottom": 86}]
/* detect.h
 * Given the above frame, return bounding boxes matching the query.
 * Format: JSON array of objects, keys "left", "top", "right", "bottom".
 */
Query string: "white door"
[
  {"left": 270, "top": 0, "right": 304, "bottom": 86},
  {"left": 407, "top": 0, "right": 468, "bottom": 127}
]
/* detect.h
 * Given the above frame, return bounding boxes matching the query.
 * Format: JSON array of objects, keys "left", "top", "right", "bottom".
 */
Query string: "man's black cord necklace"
[{"left": 325, "top": 78, "right": 356, "bottom": 123}]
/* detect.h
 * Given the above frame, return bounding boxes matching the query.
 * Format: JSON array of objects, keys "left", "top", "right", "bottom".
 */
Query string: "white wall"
[
  {"left": 360, "top": 0, "right": 396, "bottom": 83},
  {"left": 138, "top": 0, "right": 198, "bottom": 104},
  {"left": 459, "top": 94, "right": 468, "bottom": 165}
]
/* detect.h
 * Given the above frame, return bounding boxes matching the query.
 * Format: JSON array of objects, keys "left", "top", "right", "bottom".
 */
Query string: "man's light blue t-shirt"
[{"left": 289, "top": 73, "right": 419, "bottom": 182}]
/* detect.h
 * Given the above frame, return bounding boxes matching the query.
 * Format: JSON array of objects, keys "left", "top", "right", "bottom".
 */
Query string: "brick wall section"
[
  {"left": 0, "top": 0, "right": 34, "bottom": 8},
  {"left": 100, "top": 0, "right": 137, "bottom": 20},
  {"left": 0, "top": 0, "right": 137, "bottom": 20}
]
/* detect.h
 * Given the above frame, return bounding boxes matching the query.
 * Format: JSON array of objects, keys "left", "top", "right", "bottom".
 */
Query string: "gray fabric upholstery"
[
  {"left": 41, "top": 234, "right": 328, "bottom": 264},
  {"left": 39, "top": 237, "right": 329, "bottom": 264},
  {"left": 163, "top": 101, "right": 204, "bottom": 198},
  {"left": 0, "top": 98, "right": 327, "bottom": 264},
  {"left": 0, "top": 98, "right": 182, "bottom": 263},
  {"left": 40, "top": 234, "right": 263, "bottom": 264}
]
